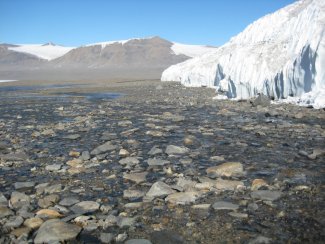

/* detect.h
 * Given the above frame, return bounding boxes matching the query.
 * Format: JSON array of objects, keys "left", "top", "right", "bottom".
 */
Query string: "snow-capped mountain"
[
  {"left": 161, "top": 0, "right": 325, "bottom": 108},
  {"left": 8, "top": 43, "right": 75, "bottom": 60}
]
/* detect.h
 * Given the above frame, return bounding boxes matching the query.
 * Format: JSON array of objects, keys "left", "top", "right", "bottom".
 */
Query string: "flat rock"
[
  {"left": 59, "top": 197, "right": 80, "bottom": 207},
  {"left": 34, "top": 219, "right": 81, "bottom": 244},
  {"left": 147, "top": 158, "right": 170, "bottom": 166},
  {"left": 45, "top": 164, "right": 62, "bottom": 171},
  {"left": 123, "top": 172, "right": 148, "bottom": 184},
  {"left": 4, "top": 216, "right": 24, "bottom": 228},
  {"left": 165, "top": 145, "right": 189, "bottom": 155},
  {"left": 36, "top": 209, "right": 63, "bottom": 219},
  {"left": 146, "top": 182, "right": 176, "bottom": 198},
  {"left": 63, "top": 134, "right": 81, "bottom": 140},
  {"left": 123, "top": 190, "right": 145, "bottom": 199},
  {"left": 150, "top": 230, "right": 184, "bottom": 244},
  {"left": 14, "top": 181, "right": 36, "bottom": 190},
  {"left": 251, "top": 190, "right": 282, "bottom": 201},
  {"left": 100, "top": 232, "right": 114, "bottom": 244},
  {"left": 212, "top": 201, "right": 239, "bottom": 210},
  {"left": 206, "top": 162, "right": 244, "bottom": 178},
  {"left": 116, "top": 216, "right": 136, "bottom": 228},
  {"left": 70, "top": 201, "right": 100, "bottom": 214},
  {"left": 0, "top": 193, "right": 7, "bottom": 206},
  {"left": 215, "top": 179, "right": 244, "bottom": 191},
  {"left": 251, "top": 94, "right": 271, "bottom": 107},
  {"left": 165, "top": 192, "right": 199, "bottom": 205},
  {"left": 91, "top": 141, "right": 117, "bottom": 155},
  {"left": 148, "top": 146, "right": 163, "bottom": 155}
]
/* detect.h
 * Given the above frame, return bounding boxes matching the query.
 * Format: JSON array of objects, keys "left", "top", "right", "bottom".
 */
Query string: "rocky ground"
[{"left": 0, "top": 80, "right": 324, "bottom": 243}]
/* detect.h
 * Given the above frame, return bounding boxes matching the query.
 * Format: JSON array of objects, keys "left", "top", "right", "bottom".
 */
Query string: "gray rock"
[
  {"left": 91, "top": 141, "right": 117, "bottom": 155},
  {"left": 0, "top": 193, "right": 8, "bottom": 206},
  {"left": 10, "top": 191, "right": 31, "bottom": 209},
  {"left": 59, "top": 197, "right": 80, "bottom": 207},
  {"left": 165, "top": 192, "right": 200, "bottom": 205},
  {"left": 45, "top": 164, "right": 62, "bottom": 171},
  {"left": 118, "top": 120, "right": 133, "bottom": 127},
  {"left": 147, "top": 158, "right": 170, "bottom": 166},
  {"left": 249, "top": 236, "right": 272, "bottom": 244},
  {"left": 123, "top": 190, "right": 145, "bottom": 199},
  {"left": 251, "top": 94, "right": 271, "bottom": 107},
  {"left": 119, "top": 157, "right": 139, "bottom": 167},
  {"left": 148, "top": 146, "right": 163, "bottom": 155},
  {"left": 125, "top": 239, "right": 152, "bottom": 244},
  {"left": 212, "top": 201, "right": 239, "bottom": 210},
  {"left": 165, "top": 145, "right": 189, "bottom": 155},
  {"left": 0, "top": 206, "right": 14, "bottom": 218},
  {"left": 34, "top": 219, "right": 81, "bottom": 244},
  {"left": 146, "top": 182, "right": 176, "bottom": 198},
  {"left": 116, "top": 217, "right": 136, "bottom": 228},
  {"left": 4, "top": 216, "right": 24, "bottom": 228},
  {"left": 150, "top": 230, "right": 184, "bottom": 244},
  {"left": 251, "top": 190, "right": 282, "bottom": 201},
  {"left": 100, "top": 232, "right": 114, "bottom": 244},
  {"left": 14, "top": 181, "right": 35, "bottom": 190},
  {"left": 81, "top": 150, "right": 91, "bottom": 160},
  {"left": 70, "top": 201, "right": 100, "bottom": 214},
  {"left": 123, "top": 172, "right": 148, "bottom": 184},
  {"left": 38, "top": 194, "right": 60, "bottom": 208}
]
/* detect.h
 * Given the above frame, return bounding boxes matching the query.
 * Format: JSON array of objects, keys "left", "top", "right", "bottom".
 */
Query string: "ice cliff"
[{"left": 161, "top": 0, "right": 325, "bottom": 108}]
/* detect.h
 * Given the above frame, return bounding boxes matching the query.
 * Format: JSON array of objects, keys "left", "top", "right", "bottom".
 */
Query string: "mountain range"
[
  {"left": 0, "top": 37, "right": 216, "bottom": 81},
  {"left": 161, "top": 0, "right": 325, "bottom": 108}
]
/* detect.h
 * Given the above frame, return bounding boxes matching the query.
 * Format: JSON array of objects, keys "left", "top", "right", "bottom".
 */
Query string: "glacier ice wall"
[{"left": 161, "top": 0, "right": 325, "bottom": 108}]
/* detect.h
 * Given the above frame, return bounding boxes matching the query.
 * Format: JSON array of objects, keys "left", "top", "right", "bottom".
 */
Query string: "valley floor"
[{"left": 0, "top": 80, "right": 324, "bottom": 243}]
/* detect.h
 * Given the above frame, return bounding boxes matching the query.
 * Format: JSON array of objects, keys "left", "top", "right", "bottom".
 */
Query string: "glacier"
[{"left": 161, "top": 0, "right": 325, "bottom": 108}]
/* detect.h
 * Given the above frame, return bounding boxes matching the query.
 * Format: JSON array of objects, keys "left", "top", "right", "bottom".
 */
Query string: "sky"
[{"left": 0, "top": 0, "right": 296, "bottom": 47}]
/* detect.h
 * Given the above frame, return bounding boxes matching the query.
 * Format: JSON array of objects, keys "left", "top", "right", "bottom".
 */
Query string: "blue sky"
[{"left": 0, "top": 0, "right": 295, "bottom": 46}]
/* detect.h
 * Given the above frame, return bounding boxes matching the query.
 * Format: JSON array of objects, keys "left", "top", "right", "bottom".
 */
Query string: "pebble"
[
  {"left": 123, "top": 172, "right": 148, "bottom": 184},
  {"left": 165, "top": 192, "right": 200, "bottom": 205},
  {"left": 165, "top": 145, "right": 189, "bottom": 155},
  {"left": 91, "top": 141, "right": 117, "bottom": 155},
  {"left": 147, "top": 158, "right": 170, "bottom": 166},
  {"left": 119, "top": 157, "right": 140, "bottom": 167},
  {"left": 10, "top": 191, "right": 31, "bottom": 209},
  {"left": 206, "top": 162, "right": 244, "bottom": 178},
  {"left": 100, "top": 232, "right": 115, "bottom": 243},
  {"left": 59, "top": 197, "right": 80, "bottom": 206},
  {"left": 24, "top": 217, "right": 44, "bottom": 230},
  {"left": 14, "top": 181, "right": 36, "bottom": 190}
]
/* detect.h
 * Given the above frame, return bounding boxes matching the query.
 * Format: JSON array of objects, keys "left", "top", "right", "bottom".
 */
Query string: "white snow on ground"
[
  {"left": 161, "top": 0, "right": 325, "bottom": 108},
  {"left": 9, "top": 44, "right": 75, "bottom": 60},
  {"left": 171, "top": 43, "right": 217, "bottom": 58}
]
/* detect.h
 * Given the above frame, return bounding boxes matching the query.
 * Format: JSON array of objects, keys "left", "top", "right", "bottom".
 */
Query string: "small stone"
[
  {"left": 11, "top": 226, "right": 31, "bottom": 238},
  {"left": 36, "top": 209, "right": 63, "bottom": 219},
  {"left": 125, "top": 239, "right": 152, "bottom": 244},
  {"left": 4, "top": 216, "right": 24, "bottom": 228},
  {"left": 119, "top": 149, "right": 130, "bottom": 157},
  {"left": 44, "top": 184, "right": 62, "bottom": 194},
  {"left": 148, "top": 146, "right": 163, "bottom": 155},
  {"left": 63, "top": 134, "right": 81, "bottom": 140},
  {"left": 228, "top": 212, "right": 248, "bottom": 218},
  {"left": 0, "top": 193, "right": 7, "bottom": 206},
  {"left": 81, "top": 150, "right": 91, "bottom": 160},
  {"left": 251, "top": 94, "right": 271, "bottom": 107},
  {"left": 69, "top": 150, "right": 80, "bottom": 157},
  {"left": 34, "top": 219, "right": 81, "bottom": 244},
  {"left": 14, "top": 181, "right": 35, "bottom": 190},
  {"left": 123, "top": 172, "right": 148, "bottom": 184},
  {"left": 215, "top": 179, "right": 244, "bottom": 191},
  {"left": 147, "top": 158, "right": 170, "bottom": 166},
  {"left": 124, "top": 202, "right": 143, "bottom": 209},
  {"left": 251, "top": 179, "right": 268, "bottom": 191},
  {"left": 116, "top": 217, "right": 136, "bottom": 228},
  {"left": 146, "top": 182, "right": 176, "bottom": 198},
  {"left": 24, "top": 217, "right": 44, "bottom": 230},
  {"left": 118, "top": 120, "right": 133, "bottom": 127},
  {"left": 209, "top": 156, "right": 225, "bottom": 162},
  {"left": 191, "top": 204, "right": 211, "bottom": 210},
  {"left": 100, "top": 232, "right": 114, "bottom": 244},
  {"left": 119, "top": 157, "right": 139, "bottom": 166},
  {"left": 66, "top": 158, "right": 83, "bottom": 167},
  {"left": 38, "top": 194, "right": 60, "bottom": 208},
  {"left": 165, "top": 192, "right": 200, "bottom": 205},
  {"left": 165, "top": 145, "right": 189, "bottom": 155},
  {"left": 59, "top": 197, "right": 80, "bottom": 207},
  {"left": 123, "top": 190, "right": 145, "bottom": 199},
  {"left": 116, "top": 233, "right": 128, "bottom": 242},
  {"left": 308, "top": 148, "right": 325, "bottom": 160},
  {"left": 91, "top": 141, "right": 117, "bottom": 155},
  {"left": 45, "top": 164, "right": 62, "bottom": 171},
  {"left": 248, "top": 236, "right": 272, "bottom": 244},
  {"left": 206, "top": 162, "right": 244, "bottom": 178},
  {"left": 251, "top": 190, "right": 282, "bottom": 201},
  {"left": 212, "top": 201, "right": 239, "bottom": 210},
  {"left": 70, "top": 201, "right": 100, "bottom": 214},
  {"left": 10, "top": 191, "right": 31, "bottom": 209}
]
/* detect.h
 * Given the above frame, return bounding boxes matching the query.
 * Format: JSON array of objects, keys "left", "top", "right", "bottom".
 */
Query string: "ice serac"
[{"left": 161, "top": 0, "right": 325, "bottom": 108}]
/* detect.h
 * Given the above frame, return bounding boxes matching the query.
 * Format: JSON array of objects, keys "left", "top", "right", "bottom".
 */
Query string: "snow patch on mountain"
[
  {"left": 161, "top": 0, "right": 325, "bottom": 108},
  {"left": 86, "top": 37, "right": 155, "bottom": 49},
  {"left": 9, "top": 43, "right": 75, "bottom": 60},
  {"left": 171, "top": 43, "right": 217, "bottom": 58}
]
